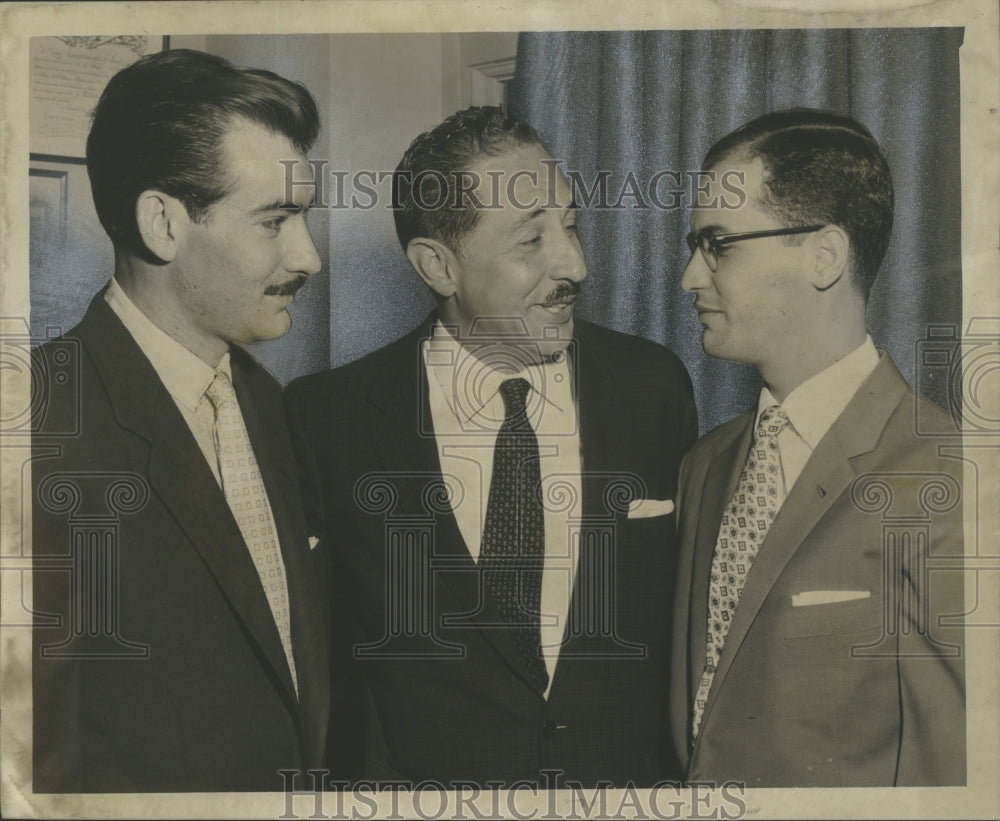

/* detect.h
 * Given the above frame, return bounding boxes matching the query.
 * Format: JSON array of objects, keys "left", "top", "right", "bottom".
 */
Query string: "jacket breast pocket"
[
  {"left": 783, "top": 595, "right": 884, "bottom": 639},
  {"left": 614, "top": 510, "right": 675, "bottom": 552}
]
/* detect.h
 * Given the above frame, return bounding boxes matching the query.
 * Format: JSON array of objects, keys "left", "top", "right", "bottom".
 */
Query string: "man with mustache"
[
  {"left": 286, "top": 106, "right": 698, "bottom": 786},
  {"left": 31, "top": 49, "right": 329, "bottom": 791},
  {"left": 670, "top": 109, "right": 965, "bottom": 786}
]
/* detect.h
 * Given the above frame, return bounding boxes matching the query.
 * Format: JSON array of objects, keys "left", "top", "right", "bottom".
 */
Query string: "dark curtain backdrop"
[{"left": 509, "top": 28, "right": 963, "bottom": 434}]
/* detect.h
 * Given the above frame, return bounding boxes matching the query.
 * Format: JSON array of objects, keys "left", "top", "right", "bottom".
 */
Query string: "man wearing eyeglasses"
[{"left": 669, "top": 109, "right": 965, "bottom": 787}]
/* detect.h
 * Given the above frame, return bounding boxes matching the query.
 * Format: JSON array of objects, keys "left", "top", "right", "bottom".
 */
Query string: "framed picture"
[
  {"left": 27, "top": 35, "right": 169, "bottom": 336},
  {"left": 28, "top": 166, "right": 67, "bottom": 270},
  {"left": 27, "top": 157, "right": 112, "bottom": 340},
  {"left": 29, "top": 34, "right": 169, "bottom": 161}
]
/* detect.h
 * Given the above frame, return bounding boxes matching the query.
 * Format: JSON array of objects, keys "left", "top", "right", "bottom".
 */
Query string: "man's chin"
[
  {"left": 252, "top": 311, "right": 293, "bottom": 343},
  {"left": 700, "top": 329, "right": 747, "bottom": 365},
  {"left": 455, "top": 316, "right": 575, "bottom": 368},
  {"left": 700, "top": 330, "right": 721, "bottom": 359},
  {"left": 534, "top": 317, "right": 575, "bottom": 362}
]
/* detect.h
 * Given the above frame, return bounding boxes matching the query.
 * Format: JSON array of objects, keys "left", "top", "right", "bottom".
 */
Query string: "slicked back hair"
[
  {"left": 705, "top": 108, "right": 893, "bottom": 299},
  {"left": 87, "top": 48, "right": 320, "bottom": 258},
  {"left": 393, "top": 106, "right": 546, "bottom": 253}
]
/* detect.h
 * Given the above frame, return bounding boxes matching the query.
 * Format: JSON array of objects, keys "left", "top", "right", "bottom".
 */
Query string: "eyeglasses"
[{"left": 685, "top": 225, "right": 826, "bottom": 271}]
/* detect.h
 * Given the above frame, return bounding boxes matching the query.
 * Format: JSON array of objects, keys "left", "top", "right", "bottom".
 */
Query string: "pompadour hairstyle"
[
  {"left": 392, "top": 106, "right": 545, "bottom": 253},
  {"left": 87, "top": 48, "right": 320, "bottom": 257},
  {"left": 704, "top": 108, "right": 894, "bottom": 299}
]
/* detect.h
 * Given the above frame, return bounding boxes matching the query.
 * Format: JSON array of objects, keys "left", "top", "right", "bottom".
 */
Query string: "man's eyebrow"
[
  {"left": 511, "top": 208, "right": 545, "bottom": 231},
  {"left": 692, "top": 222, "right": 727, "bottom": 236},
  {"left": 250, "top": 198, "right": 313, "bottom": 215},
  {"left": 510, "top": 202, "right": 577, "bottom": 231}
]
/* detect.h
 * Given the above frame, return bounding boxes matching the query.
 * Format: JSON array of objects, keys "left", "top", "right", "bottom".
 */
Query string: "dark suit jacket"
[
  {"left": 286, "top": 316, "right": 698, "bottom": 787},
  {"left": 670, "top": 353, "right": 966, "bottom": 787},
  {"left": 31, "top": 294, "right": 330, "bottom": 792}
]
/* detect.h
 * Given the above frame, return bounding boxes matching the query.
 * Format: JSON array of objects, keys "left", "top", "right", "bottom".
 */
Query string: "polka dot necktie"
[
  {"left": 480, "top": 377, "right": 548, "bottom": 692},
  {"left": 206, "top": 371, "right": 298, "bottom": 697},
  {"left": 692, "top": 405, "right": 789, "bottom": 739}
]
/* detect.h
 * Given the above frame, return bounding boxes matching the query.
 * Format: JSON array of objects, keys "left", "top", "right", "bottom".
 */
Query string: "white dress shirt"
[
  {"left": 423, "top": 322, "right": 583, "bottom": 696},
  {"left": 757, "top": 336, "right": 880, "bottom": 497},
  {"left": 105, "top": 277, "right": 232, "bottom": 486}
]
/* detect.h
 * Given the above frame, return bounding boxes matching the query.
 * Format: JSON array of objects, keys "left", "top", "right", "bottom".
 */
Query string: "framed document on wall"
[
  {"left": 29, "top": 34, "right": 169, "bottom": 161},
  {"left": 27, "top": 35, "right": 167, "bottom": 338}
]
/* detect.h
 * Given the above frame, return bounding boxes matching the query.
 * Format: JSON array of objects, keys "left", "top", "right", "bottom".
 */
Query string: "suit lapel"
[
  {"left": 572, "top": 322, "right": 620, "bottom": 524},
  {"left": 696, "top": 354, "right": 909, "bottom": 738},
  {"left": 366, "top": 316, "right": 543, "bottom": 692},
  {"left": 554, "top": 322, "right": 648, "bottom": 689},
  {"left": 76, "top": 297, "right": 300, "bottom": 709},
  {"left": 549, "top": 323, "right": 615, "bottom": 690}
]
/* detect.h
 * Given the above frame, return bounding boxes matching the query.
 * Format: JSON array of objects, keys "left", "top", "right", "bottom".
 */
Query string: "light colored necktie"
[
  {"left": 206, "top": 371, "right": 298, "bottom": 696},
  {"left": 692, "top": 405, "right": 789, "bottom": 739}
]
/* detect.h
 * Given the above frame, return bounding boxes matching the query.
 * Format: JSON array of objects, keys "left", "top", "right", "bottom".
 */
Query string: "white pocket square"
[
  {"left": 627, "top": 498, "right": 674, "bottom": 519},
  {"left": 308, "top": 536, "right": 320, "bottom": 551},
  {"left": 792, "top": 590, "right": 871, "bottom": 607}
]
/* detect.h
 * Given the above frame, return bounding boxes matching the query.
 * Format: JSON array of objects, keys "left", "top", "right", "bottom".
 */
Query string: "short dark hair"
[
  {"left": 392, "top": 106, "right": 545, "bottom": 252},
  {"left": 704, "top": 108, "right": 893, "bottom": 299},
  {"left": 87, "top": 48, "right": 320, "bottom": 257}
]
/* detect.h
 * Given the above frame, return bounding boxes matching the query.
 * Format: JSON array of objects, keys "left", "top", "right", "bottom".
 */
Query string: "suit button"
[{"left": 542, "top": 721, "right": 558, "bottom": 738}]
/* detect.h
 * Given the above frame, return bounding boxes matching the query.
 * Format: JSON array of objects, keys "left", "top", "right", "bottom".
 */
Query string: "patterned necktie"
[
  {"left": 692, "top": 405, "right": 789, "bottom": 739},
  {"left": 480, "top": 377, "right": 549, "bottom": 691},
  {"left": 206, "top": 371, "right": 298, "bottom": 696}
]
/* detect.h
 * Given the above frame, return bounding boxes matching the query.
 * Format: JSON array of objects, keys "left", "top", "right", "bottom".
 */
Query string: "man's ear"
[
  {"left": 406, "top": 238, "right": 460, "bottom": 299},
  {"left": 810, "top": 224, "right": 850, "bottom": 291},
  {"left": 135, "top": 190, "right": 187, "bottom": 263}
]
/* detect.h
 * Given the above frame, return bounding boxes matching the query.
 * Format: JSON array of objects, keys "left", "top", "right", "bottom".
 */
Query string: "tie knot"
[
  {"left": 498, "top": 377, "right": 532, "bottom": 420},
  {"left": 756, "top": 405, "right": 789, "bottom": 439},
  {"left": 205, "top": 371, "right": 238, "bottom": 410}
]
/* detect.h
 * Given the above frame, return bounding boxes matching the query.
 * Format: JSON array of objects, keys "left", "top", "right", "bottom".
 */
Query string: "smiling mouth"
[
  {"left": 538, "top": 283, "right": 580, "bottom": 313},
  {"left": 264, "top": 276, "right": 307, "bottom": 297},
  {"left": 540, "top": 298, "right": 575, "bottom": 311},
  {"left": 535, "top": 298, "right": 576, "bottom": 324}
]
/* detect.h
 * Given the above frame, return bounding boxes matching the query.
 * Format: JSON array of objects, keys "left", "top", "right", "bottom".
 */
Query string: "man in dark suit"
[
  {"left": 287, "top": 106, "right": 698, "bottom": 787},
  {"left": 670, "top": 109, "right": 965, "bottom": 787},
  {"left": 31, "top": 49, "right": 329, "bottom": 792}
]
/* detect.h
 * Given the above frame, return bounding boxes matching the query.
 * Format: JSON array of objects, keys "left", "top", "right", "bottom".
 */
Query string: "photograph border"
[{"left": 2, "top": 2, "right": 998, "bottom": 819}]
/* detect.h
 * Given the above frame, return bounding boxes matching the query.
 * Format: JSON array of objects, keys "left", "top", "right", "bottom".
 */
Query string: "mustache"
[
  {"left": 542, "top": 282, "right": 581, "bottom": 306},
  {"left": 264, "top": 276, "right": 308, "bottom": 297}
]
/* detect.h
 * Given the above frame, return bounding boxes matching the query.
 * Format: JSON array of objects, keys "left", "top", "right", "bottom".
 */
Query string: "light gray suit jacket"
[{"left": 670, "top": 353, "right": 965, "bottom": 787}]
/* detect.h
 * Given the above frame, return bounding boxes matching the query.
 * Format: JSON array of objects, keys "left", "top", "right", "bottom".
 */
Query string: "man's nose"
[
  {"left": 286, "top": 217, "right": 322, "bottom": 277},
  {"left": 551, "top": 229, "right": 588, "bottom": 283},
  {"left": 680, "top": 249, "right": 710, "bottom": 293}
]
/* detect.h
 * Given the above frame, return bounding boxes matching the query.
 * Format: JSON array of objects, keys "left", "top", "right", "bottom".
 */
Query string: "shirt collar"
[
  {"left": 104, "top": 277, "right": 231, "bottom": 412},
  {"left": 757, "top": 335, "right": 880, "bottom": 449},
  {"left": 423, "top": 320, "right": 573, "bottom": 428}
]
